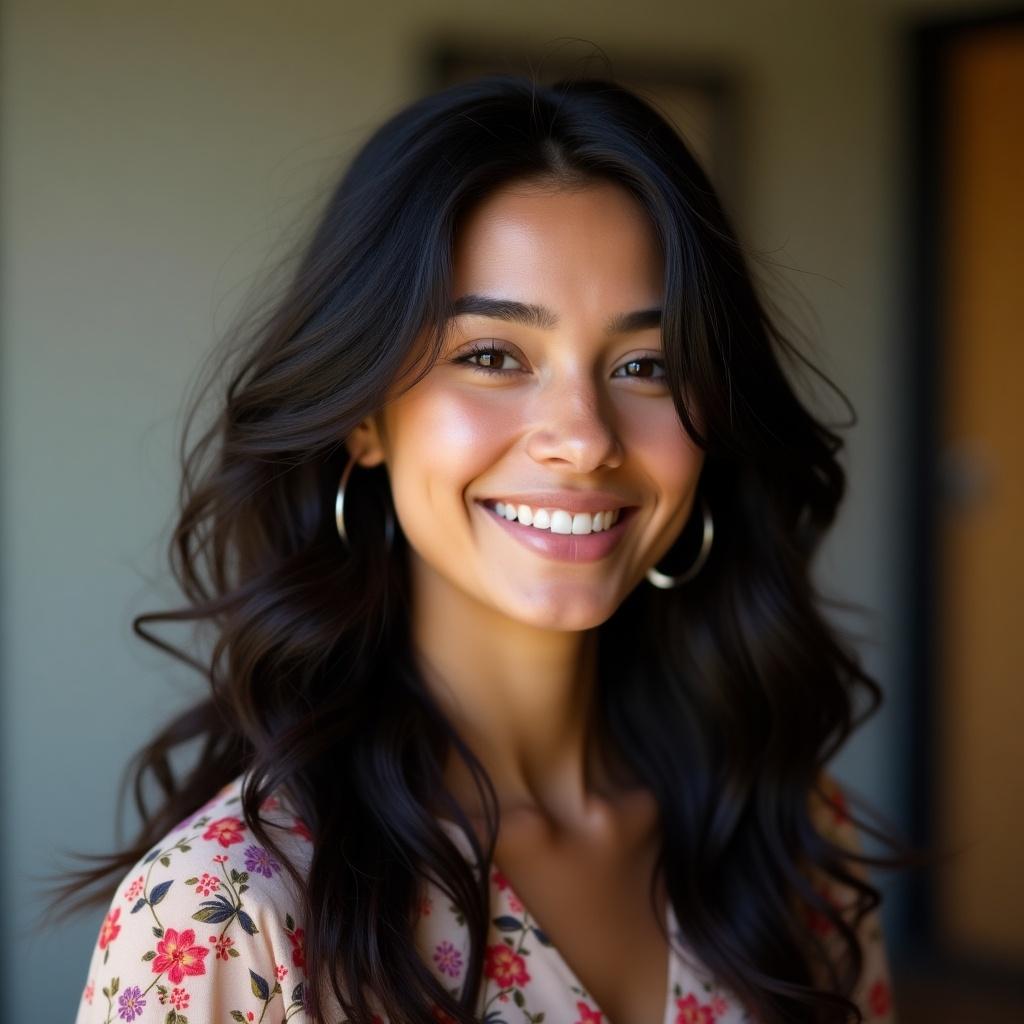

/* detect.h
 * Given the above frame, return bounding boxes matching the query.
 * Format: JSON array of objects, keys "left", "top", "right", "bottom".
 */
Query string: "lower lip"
[{"left": 476, "top": 502, "right": 635, "bottom": 563}]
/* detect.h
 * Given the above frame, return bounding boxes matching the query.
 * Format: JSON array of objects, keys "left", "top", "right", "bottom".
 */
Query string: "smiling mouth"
[
  {"left": 474, "top": 498, "right": 637, "bottom": 564},
  {"left": 479, "top": 499, "right": 630, "bottom": 536}
]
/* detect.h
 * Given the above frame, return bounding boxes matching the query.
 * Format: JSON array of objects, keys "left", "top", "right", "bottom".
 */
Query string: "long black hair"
[{"left": 41, "top": 72, "right": 921, "bottom": 1023}]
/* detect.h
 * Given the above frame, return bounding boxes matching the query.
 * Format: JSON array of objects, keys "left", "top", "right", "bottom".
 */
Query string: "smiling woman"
[{"left": 46, "top": 74, "right": 919, "bottom": 1024}]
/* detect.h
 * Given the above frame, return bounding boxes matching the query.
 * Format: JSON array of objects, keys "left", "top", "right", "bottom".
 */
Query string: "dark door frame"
[{"left": 904, "top": 4, "right": 1024, "bottom": 977}]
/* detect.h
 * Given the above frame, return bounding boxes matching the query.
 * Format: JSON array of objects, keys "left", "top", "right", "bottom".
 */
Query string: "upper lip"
[{"left": 477, "top": 491, "right": 637, "bottom": 514}]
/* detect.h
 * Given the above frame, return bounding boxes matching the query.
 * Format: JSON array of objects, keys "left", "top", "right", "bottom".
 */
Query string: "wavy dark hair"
[{"left": 41, "top": 72, "right": 923, "bottom": 1023}]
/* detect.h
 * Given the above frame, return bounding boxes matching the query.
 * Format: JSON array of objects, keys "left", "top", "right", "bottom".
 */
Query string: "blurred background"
[{"left": 1, "top": 1, "right": 1021, "bottom": 1020}]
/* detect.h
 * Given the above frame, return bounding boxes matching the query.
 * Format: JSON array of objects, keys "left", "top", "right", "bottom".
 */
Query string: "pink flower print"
[
  {"left": 212, "top": 853, "right": 228, "bottom": 863},
  {"left": 868, "top": 978, "right": 892, "bottom": 1017},
  {"left": 260, "top": 795, "right": 281, "bottom": 812},
  {"left": 575, "top": 1002, "right": 603, "bottom": 1023},
  {"left": 209, "top": 933, "right": 235, "bottom": 960},
  {"left": 82, "top": 980, "right": 95, "bottom": 1005},
  {"left": 194, "top": 872, "right": 220, "bottom": 896},
  {"left": 433, "top": 939, "right": 464, "bottom": 978},
  {"left": 492, "top": 868, "right": 512, "bottom": 891},
  {"left": 711, "top": 995, "right": 730, "bottom": 1015},
  {"left": 98, "top": 907, "right": 122, "bottom": 949},
  {"left": 484, "top": 943, "right": 531, "bottom": 988},
  {"left": 152, "top": 927, "right": 209, "bottom": 984},
  {"left": 275, "top": 962, "right": 288, "bottom": 981},
  {"left": 169, "top": 987, "right": 190, "bottom": 1010},
  {"left": 508, "top": 893, "right": 524, "bottom": 913},
  {"left": 675, "top": 992, "right": 717, "bottom": 1024},
  {"left": 203, "top": 816, "right": 245, "bottom": 847},
  {"left": 292, "top": 817, "right": 313, "bottom": 841},
  {"left": 123, "top": 875, "right": 144, "bottom": 901}
]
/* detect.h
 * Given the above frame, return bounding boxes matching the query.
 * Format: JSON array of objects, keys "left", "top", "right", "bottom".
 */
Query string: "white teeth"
[
  {"left": 571, "top": 512, "right": 593, "bottom": 535},
  {"left": 550, "top": 510, "right": 573, "bottom": 534},
  {"left": 486, "top": 501, "right": 623, "bottom": 535}
]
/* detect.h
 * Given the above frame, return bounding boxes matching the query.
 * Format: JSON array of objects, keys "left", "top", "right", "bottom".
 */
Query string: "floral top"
[{"left": 73, "top": 773, "right": 896, "bottom": 1024}]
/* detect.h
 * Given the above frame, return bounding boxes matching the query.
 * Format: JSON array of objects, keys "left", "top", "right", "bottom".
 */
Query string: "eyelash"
[{"left": 453, "top": 342, "right": 667, "bottom": 380}]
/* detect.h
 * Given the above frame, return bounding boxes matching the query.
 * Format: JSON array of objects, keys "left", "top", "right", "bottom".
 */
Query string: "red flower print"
[
  {"left": 711, "top": 995, "right": 730, "bottom": 1015},
  {"left": 805, "top": 884, "right": 837, "bottom": 937},
  {"left": 575, "top": 1001, "right": 603, "bottom": 1023},
  {"left": 418, "top": 895, "right": 433, "bottom": 918},
  {"left": 275, "top": 962, "right": 288, "bottom": 981},
  {"left": 292, "top": 818, "right": 313, "bottom": 841},
  {"left": 123, "top": 875, "right": 145, "bottom": 901},
  {"left": 169, "top": 987, "right": 190, "bottom": 1010},
  {"left": 483, "top": 943, "right": 531, "bottom": 988},
  {"left": 98, "top": 907, "right": 121, "bottom": 949},
  {"left": 212, "top": 854, "right": 229, "bottom": 864},
  {"left": 868, "top": 978, "right": 891, "bottom": 1016},
  {"left": 152, "top": 927, "right": 210, "bottom": 984},
  {"left": 675, "top": 992, "right": 717, "bottom": 1024},
  {"left": 203, "top": 816, "right": 245, "bottom": 847},
  {"left": 260, "top": 795, "right": 281, "bottom": 812},
  {"left": 194, "top": 872, "right": 220, "bottom": 896},
  {"left": 209, "top": 934, "right": 235, "bottom": 960},
  {"left": 288, "top": 925, "right": 306, "bottom": 969},
  {"left": 828, "top": 783, "right": 850, "bottom": 826},
  {"left": 491, "top": 867, "right": 524, "bottom": 909}
]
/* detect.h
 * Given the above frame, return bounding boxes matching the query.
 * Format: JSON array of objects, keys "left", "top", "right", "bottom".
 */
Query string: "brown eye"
[
  {"left": 454, "top": 343, "right": 525, "bottom": 375},
  {"left": 616, "top": 357, "right": 666, "bottom": 380}
]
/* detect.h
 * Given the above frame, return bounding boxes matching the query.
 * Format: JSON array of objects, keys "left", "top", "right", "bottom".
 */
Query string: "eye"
[
  {"left": 614, "top": 357, "right": 666, "bottom": 380},
  {"left": 453, "top": 342, "right": 525, "bottom": 375}
]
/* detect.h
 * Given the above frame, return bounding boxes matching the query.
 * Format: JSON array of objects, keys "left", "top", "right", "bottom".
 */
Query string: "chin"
[{"left": 503, "top": 587, "right": 621, "bottom": 632}]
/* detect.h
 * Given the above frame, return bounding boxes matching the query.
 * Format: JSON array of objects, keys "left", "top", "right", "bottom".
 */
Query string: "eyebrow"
[{"left": 448, "top": 293, "right": 662, "bottom": 335}]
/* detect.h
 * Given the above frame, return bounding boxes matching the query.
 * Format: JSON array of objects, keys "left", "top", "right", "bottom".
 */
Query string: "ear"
[{"left": 345, "top": 414, "right": 387, "bottom": 468}]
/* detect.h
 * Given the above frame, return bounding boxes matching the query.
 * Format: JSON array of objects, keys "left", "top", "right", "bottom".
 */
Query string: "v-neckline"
[{"left": 434, "top": 816, "right": 678, "bottom": 1024}]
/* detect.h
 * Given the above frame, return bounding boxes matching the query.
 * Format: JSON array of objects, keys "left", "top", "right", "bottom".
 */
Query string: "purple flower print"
[
  {"left": 117, "top": 985, "right": 146, "bottom": 1021},
  {"left": 433, "top": 939, "right": 464, "bottom": 978},
  {"left": 243, "top": 843, "right": 280, "bottom": 878}
]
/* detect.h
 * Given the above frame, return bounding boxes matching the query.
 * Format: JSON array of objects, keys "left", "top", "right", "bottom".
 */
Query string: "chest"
[{"left": 487, "top": 809, "right": 670, "bottom": 1024}]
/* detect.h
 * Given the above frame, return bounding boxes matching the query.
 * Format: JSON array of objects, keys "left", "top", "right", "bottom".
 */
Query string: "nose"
[{"left": 524, "top": 372, "right": 625, "bottom": 473}]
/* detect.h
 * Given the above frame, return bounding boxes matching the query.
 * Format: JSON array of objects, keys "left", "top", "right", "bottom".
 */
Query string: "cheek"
[
  {"left": 621, "top": 401, "right": 704, "bottom": 498},
  {"left": 385, "top": 387, "right": 516, "bottom": 512}
]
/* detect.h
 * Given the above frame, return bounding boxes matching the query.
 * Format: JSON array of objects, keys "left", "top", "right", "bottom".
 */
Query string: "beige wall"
[{"left": 0, "top": 0, "right": 980, "bottom": 1015}]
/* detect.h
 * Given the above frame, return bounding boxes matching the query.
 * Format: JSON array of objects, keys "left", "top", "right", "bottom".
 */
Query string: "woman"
[{"left": 53, "top": 74, "right": 915, "bottom": 1024}]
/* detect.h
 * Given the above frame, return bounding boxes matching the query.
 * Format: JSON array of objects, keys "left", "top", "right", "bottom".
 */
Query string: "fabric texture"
[{"left": 73, "top": 773, "right": 896, "bottom": 1024}]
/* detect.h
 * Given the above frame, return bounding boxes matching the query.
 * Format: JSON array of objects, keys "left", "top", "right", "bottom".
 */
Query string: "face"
[{"left": 348, "top": 179, "right": 705, "bottom": 632}]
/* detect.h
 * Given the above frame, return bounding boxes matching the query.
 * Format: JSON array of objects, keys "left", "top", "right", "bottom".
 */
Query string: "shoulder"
[{"left": 73, "top": 773, "right": 315, "bottom": 1024}]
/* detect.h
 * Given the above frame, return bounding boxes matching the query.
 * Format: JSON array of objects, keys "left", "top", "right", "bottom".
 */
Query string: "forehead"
[{"left": 451, "top": 180, "right": 663, "bottom": 301}]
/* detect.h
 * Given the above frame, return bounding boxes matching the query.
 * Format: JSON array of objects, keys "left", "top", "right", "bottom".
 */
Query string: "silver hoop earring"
[
  {"left": 335, "top": 451, "right": 395, "bottom": 551},
  {"left": 645, "top": 494, "right": 713, "bottom": 589}
]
